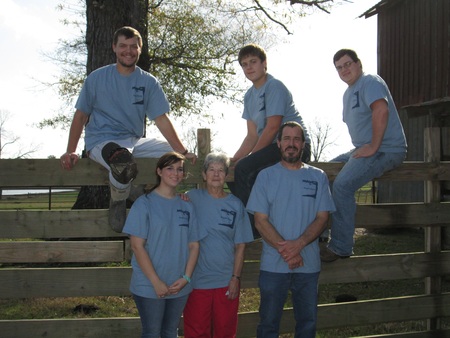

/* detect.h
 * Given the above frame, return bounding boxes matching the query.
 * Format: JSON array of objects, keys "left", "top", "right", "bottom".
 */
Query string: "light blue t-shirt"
[
  {"left": 247, "top": 163, "right": 335, "bottom": 274},
  {"left": 242, "top": 73, "right": 310, "bottom": 143},
  {"left": 76, "top": 64, "right": 170, "bottom": 151},
  {"left": 343, "top": 73, "right": 407, "bottom": 153},
  {"left": 187, "top": 189, "right": 254, "bottom": 289},
  {"left": 123, "top": 191, "right": 207, "bottom": 299}
]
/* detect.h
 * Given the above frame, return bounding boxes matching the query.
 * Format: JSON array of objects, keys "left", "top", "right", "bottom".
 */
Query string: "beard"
[
  {"left": 117, "top": 53, "right": 139, "bottom": 68},
  {"left": 281, "top": 147, "right": 302, "bottom": 164},
  {"left": 118, "top": 58, "right": 136, "bottom": 68}
]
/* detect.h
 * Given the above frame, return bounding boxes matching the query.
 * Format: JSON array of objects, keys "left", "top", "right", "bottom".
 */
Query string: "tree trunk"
[
  {"left": 85, "top": 0, "right": 149, "bottom": 73},
  {"left": 73, "top": 0, "right": 149, "bottom": 210}
]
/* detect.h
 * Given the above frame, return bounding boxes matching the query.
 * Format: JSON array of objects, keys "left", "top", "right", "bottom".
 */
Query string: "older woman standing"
[{"left": 183, "top": 153, "right": 254, "bottom": 338}]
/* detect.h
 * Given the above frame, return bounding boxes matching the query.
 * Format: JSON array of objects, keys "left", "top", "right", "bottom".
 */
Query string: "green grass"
[
  {"left": 0, "top": 296, "right": 137, "bottom": 320},
  {"left": 0, "top": 191, "right": 79, "bottom": 210}
]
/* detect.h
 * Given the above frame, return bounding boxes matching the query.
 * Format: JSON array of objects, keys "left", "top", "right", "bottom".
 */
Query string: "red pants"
[{"left": 183, "top": 287, "right": 239, "bottom": 338}]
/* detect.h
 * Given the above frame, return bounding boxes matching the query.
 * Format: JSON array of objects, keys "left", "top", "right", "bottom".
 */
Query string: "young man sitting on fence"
[
  {"left": 60, "top": 26, "right": 196, "bottom": 232},
  {"left": 320, "top": 49, "right": 407, "bottom": 262}
]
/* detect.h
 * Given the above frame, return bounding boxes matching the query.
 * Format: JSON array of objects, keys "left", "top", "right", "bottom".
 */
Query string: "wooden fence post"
[
  {"left": 196, "top": 129, "right": 211, "bottom": 189},
  {"left": 424, "top": 126, "right": 442, "bottom": 331}
]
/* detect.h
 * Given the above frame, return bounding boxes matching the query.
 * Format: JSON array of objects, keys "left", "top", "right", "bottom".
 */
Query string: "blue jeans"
[
  {"left": 328, "top": 150, "right": 405, "bottom": 256},
  {"left": 133, "top": 293, "right": 189, "bottom": 338},
  {"left": 257, "top": 270, "right": 319, "bottom": 338}
]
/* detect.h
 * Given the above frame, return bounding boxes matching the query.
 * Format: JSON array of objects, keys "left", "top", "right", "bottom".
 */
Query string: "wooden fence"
[{"left": 1, "top": 128, "right": 450, "bottom": 337}]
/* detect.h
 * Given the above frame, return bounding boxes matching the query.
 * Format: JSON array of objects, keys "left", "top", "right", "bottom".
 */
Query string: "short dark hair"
[
  {"left": 238, "top": 44, "right": 267, "bottom": 65},
  {"left": 113, "top": 26, "right": 142, "bottom": 48},
  {"left": 333, "top": 49, "right": 360, "bottom": 64},
  {"left": 277, "top": 121, "right": 305, "bottom": 142}
]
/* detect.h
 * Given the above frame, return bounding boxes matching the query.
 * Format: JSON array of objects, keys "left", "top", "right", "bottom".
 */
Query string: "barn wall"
[{"left": 376, "top": 0, "right": 450, "bottom": 108}]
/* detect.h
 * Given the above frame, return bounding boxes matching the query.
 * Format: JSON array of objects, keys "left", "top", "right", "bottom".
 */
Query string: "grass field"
[
  {"left": 1, "top": 188, "right": 448, "bottom": 337},
  {"left": 0, "top": 190, "right": 80, "bottom": 210}
]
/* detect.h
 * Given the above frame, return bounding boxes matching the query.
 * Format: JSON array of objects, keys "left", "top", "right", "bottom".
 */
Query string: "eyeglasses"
[{"left": 335, "top": 61, "right": 354, "bottom": 72}]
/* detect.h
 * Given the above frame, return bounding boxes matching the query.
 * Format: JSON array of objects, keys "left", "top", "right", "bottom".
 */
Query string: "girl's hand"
[
  {"left": 168, "top": 278, "right": 188, "bottom": 295},
  {"left": 154, "top": 279, "right": 170, "bottom": 298}
]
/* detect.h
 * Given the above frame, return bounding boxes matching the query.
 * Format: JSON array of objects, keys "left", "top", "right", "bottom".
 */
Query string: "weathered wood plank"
[
  {"left": 1, "top": 159, "right": 449, "bottom": 187},
  {"left": 0, "top": 267, "right": 131, "bottom": 298},
  {"left": 0, "top": 318, "right": 141, "bottom": 338},
  {"left": 2, "top": 253, "right": 450, "bottom": 298},
  {"left": 1, "top": 295, "right": 449, "bottom": 338},
  {"left": 238, "top": 293, "right": 450, "bottom": 337},
  {"left": 0, "top": 210, "right": 123, "bottom": 239},
  {"left": 318, "top": 252, "right": 450, "bottom": 284},
  {"left": 316, "top": 293, "right": 450, "bottom": 332},
  {"left": 354, "top": 203, "right": 450, "bottom": 228},
  {"left": 1, "top": 203, "right": 449, "bottom": 239},
  {"left": 0, "top": 241, "right": 124, "bottom": 263},
  {"left": 356, "top": 330, "right": 450, "bottom": 338},
  {"left": 0, "top": 158, "right": 110, "bottom": 187},
  {"left": 318, "top": 293, "right": 450, "bottom": 330},
  {"left": 243, "top": 239, "right": 263, "bottom": 261},
  {"left": 241, "top": 252, "right": 450, "bottom": 289},
  {"left": 0, "top": 158, "right": 202, "bottom": 187}
]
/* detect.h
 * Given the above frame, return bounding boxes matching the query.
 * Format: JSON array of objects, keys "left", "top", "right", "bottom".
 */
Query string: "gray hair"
[{"left": 203, "top": 153, "right": 230, "bottom": 175}]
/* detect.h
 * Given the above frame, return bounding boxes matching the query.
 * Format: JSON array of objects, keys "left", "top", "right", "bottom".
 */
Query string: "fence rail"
[{"left": 1, "top": 128, "right": 450, "bottom": 337}]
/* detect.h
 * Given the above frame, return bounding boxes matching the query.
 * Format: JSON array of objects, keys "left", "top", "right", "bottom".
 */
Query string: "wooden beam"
[
  {"left": 1, "top": 159, "right": 449, "bottom": 187},
  {"left": 3, "top": 202, "right": 449, "bottom": 240},
  {"left": 0, "top": 241, "right": 124, "bottom": 263},
  {"left": 1, "top": 295, "right": 449, "bottom": 337},
  {"left": 2, "top": 253, "right": 450, "bottom": 299}
]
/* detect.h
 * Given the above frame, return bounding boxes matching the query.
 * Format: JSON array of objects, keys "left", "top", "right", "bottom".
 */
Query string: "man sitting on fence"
[
  {"left": 59, "top": 26, "right": 195, "bottom": 232},
  {"left": 320, "top": 49, "right": 407, "bottom": 262}
]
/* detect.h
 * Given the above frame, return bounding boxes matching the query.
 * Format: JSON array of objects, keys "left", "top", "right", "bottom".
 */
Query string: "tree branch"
[
  {"left": 254, "top": 0, "right": 293, "bottom": 35},
  {"left": 288, "top": 0, "right": 335, "bottom": 14}
]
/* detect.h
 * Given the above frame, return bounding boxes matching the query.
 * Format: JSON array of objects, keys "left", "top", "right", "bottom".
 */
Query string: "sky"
[{"left": 0, "top": 0, "right": 380, "bottom": 160}]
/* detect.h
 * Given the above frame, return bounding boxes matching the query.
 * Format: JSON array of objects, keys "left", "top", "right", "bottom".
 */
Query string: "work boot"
[
  {"left": 109, "top": 183, "right": 131, "bottom": 233},
  {"left": 109, "top": 199, "right": 127, "bottom": 233},
  {"left": 102, "top": 143, "right": 138, "bottom": 184},
  {"left": 320, "top": 246, "right": 350, "bottom": 263}
]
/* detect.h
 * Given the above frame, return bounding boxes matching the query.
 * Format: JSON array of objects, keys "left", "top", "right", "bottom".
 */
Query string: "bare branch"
[
  {"left": 1, "top": 137, "right": 19, "bottom": 152},
  {"left": 0, "top": 109, "right": 39, "bottom": 159},
  {"left": 289, "top": 0, "right": 335, "bottom": 14},
  {"left": 13, "top": 146, "right": 39, "bottom": 159},
  {"left": 307, "top": 118, "right": 338, "bottom": 161},
  {"left": 254, "top": 0, "right": 293, "bottom": 35}
]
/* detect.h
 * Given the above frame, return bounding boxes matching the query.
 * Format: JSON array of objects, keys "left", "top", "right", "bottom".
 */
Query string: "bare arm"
[
  {"left": 254, "top": 212, "right": 285, "bottom": 249},
  {"left": 60, "top": 109, "right": 89, "bottom": 170},
  {"left": 278, "top": 211, "right": 330, "bottom": 261},
  {"left": 168, "top": 241, "right": 200, "bottom": 294},
  {"left": 254, "top": 212, "right": 303, "bottom": 269},
  {"left": 130, "top": 235, "right": 169, "bottom": 298},
  {"left": 353, "top": 99, "right": 388, "bottom": 158},
  {"left": 227, "top": 243, "right": 246, "bottom": 300},
  {"left": 251, "top": 115, "right": 283, "bottom": 153},
  {"left": 154, "top": 114, "right": 196, "bottom": 163},
  {"left": 231, "top": 120, "right": 258, "bottom": 162}
]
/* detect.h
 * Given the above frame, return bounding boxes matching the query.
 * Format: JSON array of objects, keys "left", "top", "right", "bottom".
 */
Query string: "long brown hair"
[{"left": 147, "top": 152, "right": 186, "bottom": 194}]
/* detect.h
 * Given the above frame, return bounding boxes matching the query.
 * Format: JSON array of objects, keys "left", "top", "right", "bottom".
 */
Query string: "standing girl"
[{"left": 123, "top": 152, "right": 206, "bottom": 338}]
